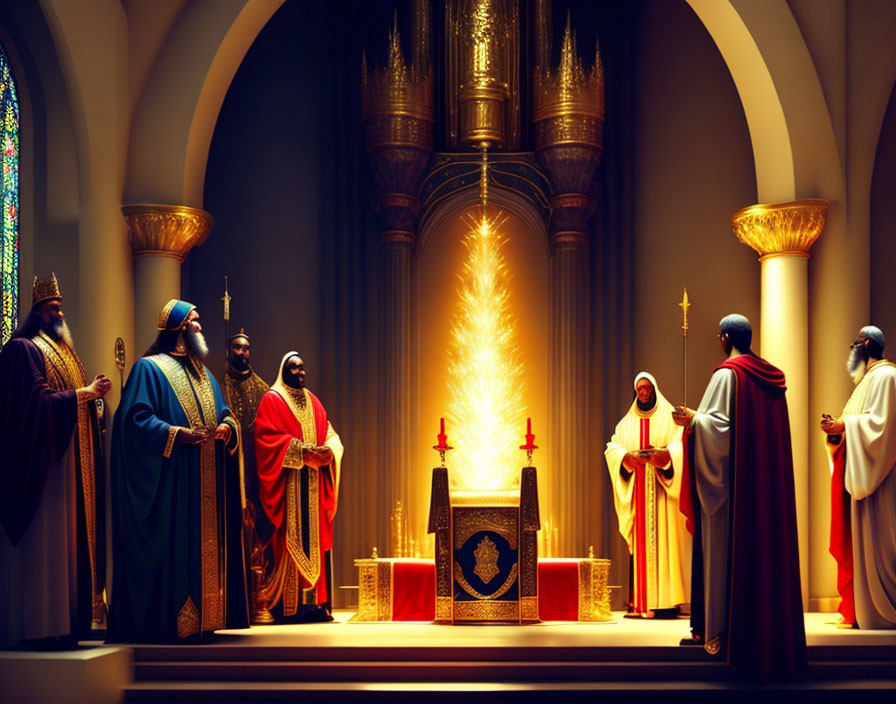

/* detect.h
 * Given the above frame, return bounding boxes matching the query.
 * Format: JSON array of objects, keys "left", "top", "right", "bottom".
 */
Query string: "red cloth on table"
[
  {"left": 391, "top": 560, "right": 436, "bottom": 621},
  {"left": 385, "top": 559, "right": 581, "bottom": 621},
  {"left": 537, "top": 559, "right": 580, "bottom": 621}
]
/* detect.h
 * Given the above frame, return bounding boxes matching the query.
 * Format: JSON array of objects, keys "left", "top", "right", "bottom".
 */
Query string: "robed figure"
[
  {"left": 675, "top": 314, "right": 806, "bottom": 683},
  {"left": 823, "top": 325, "right": 896, "bottom": 629},
  {"left": 0, "top": 274, "right": 111, "bottom": 646},
  {"left": 605, "top": 372, "right": 689, "bottom": 617},
  {"left": 255, "top": 352, "right": 343, "bottom": 621},
  {"left": 109, "top": 300, "right": 248, "bottom": 643},
  {"left": 222, "top": 328, "right": 272, "bottom": 621}
]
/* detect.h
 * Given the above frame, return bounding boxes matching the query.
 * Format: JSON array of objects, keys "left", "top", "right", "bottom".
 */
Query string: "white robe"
[
  {"left": 689, "top": 368, "right": 735, "bottom": 644},
  {"left": 838, "top": 360, "right": 896, "bottom": 629},
  {"left": 605, "top": 376, "right": 689, "bottom": 611}
]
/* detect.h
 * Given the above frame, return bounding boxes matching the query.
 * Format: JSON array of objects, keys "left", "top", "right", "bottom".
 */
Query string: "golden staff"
[
  {"left": 678, "top": 287, "right": 690, "bottom": 406},
  {"left": 222, "top": 275, "right": 231, "bottom": 370},
  {"left": 114, "top": 337, "right": 126, "bottom": 392}
]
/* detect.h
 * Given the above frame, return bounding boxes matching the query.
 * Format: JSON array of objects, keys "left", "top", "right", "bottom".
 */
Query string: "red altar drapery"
[{"left": 384, "top": 559, "right": 585, "bottom": 621}]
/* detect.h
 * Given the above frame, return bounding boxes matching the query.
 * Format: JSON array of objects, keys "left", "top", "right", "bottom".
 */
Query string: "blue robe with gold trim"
[{"left": 108, "top": 354, "right": 248, "bottom": 643}]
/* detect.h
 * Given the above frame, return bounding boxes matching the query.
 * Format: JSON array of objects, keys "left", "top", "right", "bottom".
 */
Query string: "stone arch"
[
  {"left": 685, "top": 0, "right": 842, "bottom": 202},
  {"left": 125, "top": 0, "right": 286, "bottom": 206}
]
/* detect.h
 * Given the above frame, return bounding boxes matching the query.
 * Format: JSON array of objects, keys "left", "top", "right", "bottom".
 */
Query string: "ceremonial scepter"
[
  {"left": 222, "top": 275, "right": 231, "bottom": 370},
  {"left": 114, "top": 337, "right": 126, "bottom": 392},
  {"left": 679, "top": 288, "right": 690, "bottom": 406}
]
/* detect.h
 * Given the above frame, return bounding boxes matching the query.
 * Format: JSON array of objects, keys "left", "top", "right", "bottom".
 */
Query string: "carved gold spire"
[
  {"left": 532, "top": 10, "right": 605, "bottom": 250},
  {"left": 362, "top": 3, "right": 434, "bottom": 250},
  {"left": 731, "top": 199, "right": 829, "bottom": 259},
  {"left": 533, "top": 12, "right": 605, "bottom": 127},
  {"left": 361, "top": 8, "right": 433, "bottom": 123}
]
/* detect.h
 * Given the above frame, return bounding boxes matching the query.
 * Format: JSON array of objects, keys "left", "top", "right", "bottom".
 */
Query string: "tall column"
[
  {"left": 731, "top": 198, "right": 829, "bottom": 609},
  {"left": 362, "top": 5, "right": 433, "bottom": 549},
  {"left": 122, "top": 204, "right": 214, "bottom": 355},
  {"left": 533, "top": 18, "right": 604, "bottom": 557}
]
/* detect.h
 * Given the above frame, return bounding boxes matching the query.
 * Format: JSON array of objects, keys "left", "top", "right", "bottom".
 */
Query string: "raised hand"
[
  {"left": 672, "top": 405, "right": 695, "bottom": 427},
  {"left": 82, "top": 373, "right": 112, "bottom": 400},
  {"left": 819, "top": 413, "right": 845, "bottom": 435}
]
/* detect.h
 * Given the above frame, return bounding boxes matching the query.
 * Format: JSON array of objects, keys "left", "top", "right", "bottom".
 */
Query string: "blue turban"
[{"left": 157, "top": 299, "right": 196, "bottom": 331}]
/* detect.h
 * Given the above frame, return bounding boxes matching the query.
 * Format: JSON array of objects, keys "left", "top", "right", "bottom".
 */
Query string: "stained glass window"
[{"left": 0, "top": 43, "right": 18, "bottom": 346}]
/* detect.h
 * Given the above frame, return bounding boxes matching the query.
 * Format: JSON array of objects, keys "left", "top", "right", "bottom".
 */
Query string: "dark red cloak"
[{"left": 681, "top": 353, "right": 807, "bottom": 682}]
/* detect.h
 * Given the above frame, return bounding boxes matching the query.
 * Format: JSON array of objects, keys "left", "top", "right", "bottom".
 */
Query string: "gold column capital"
[
  {"left": 731, "top": 198, "right": 829, "bottom": 260},
  {"left": 122, "top": 204, "right": 214, "bottom": 262}
]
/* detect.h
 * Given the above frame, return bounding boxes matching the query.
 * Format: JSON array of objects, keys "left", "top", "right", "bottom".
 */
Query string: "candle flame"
[{"left": 446, "top": 209, "right": 526, "bottom": 490}]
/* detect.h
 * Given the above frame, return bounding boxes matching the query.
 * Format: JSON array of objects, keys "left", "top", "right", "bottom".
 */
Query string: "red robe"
[
  {"left": 254, "top": 388, "right": 336, "bottom": 606},
  {"left": 828, "top": 441, "right": 855, "bottom": 624},
  {"left": 681, "top": 353, "right": 807, "bottom": 682}
]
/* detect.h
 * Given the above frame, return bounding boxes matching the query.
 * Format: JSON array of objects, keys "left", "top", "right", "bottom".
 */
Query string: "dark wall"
[
  {"left": 191, "top": 0, "right": 382, "bottom": 601},
  {"left": 871, "top": 81, "right": 896, "bottom": 343}
]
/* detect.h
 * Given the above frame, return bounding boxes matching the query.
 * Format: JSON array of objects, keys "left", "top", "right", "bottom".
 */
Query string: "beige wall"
[
  {"left": 870, "top": 84, "right": 896, "bottom": 364},
  {"left": 632, "top": 0, "right": 758, "bottom": 408}
]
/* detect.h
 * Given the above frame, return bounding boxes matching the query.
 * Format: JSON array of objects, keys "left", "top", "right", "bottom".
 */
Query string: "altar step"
[{"left": 124, "top": 643, "right": 896, "bottom": 702}]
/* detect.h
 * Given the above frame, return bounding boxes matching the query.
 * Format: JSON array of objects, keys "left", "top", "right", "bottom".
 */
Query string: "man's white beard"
[
  {"left": 847, "top": 347, "right": 867, "bottom": 385},
  {"left": 185, "top": 328, "right": 209, "bottom": 360},
  {"left": 51, "top": 319, "right": 75, "bottom": 350}
]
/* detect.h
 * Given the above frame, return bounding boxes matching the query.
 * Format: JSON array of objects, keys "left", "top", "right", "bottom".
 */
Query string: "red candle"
[
  {"left": 527, "top": 417, "right": 532, "bottom": 435},
  {"left": 440, "top": 417, "right": 445, "bottom": 435}
]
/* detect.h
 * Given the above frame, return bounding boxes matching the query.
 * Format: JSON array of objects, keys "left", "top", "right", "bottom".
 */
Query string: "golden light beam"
[{"left": 445, "top": 209, "right": 527, "bottom": 490}]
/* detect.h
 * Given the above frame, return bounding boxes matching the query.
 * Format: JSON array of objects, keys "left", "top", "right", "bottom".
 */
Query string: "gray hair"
[
  {"left": 719, "top": 314, "right": 752, "bottom": 352},
  {"left": 859, "top": 325, "right": 885, "bottom": 356}
]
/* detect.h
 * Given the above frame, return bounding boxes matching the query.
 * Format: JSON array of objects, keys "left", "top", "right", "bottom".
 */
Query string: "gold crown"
[{"left": 32, "top": 273, "right": 62, "bottom": 307}]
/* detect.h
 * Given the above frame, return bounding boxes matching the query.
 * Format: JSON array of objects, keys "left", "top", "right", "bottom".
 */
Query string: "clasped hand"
[
  {"left": 303, "top": 444, "right": 334, "bottom": 468},
  {"left": 176, "top": 423, "right": 232, "bottom": 445},
  {"left": 622, "top": 447, "right": 671, "bottom": 473}
]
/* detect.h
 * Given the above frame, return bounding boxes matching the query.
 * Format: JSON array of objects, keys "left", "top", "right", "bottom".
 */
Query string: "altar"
[
  {"left": 352, "top": 463, "right": 614, "bottom": 624},
  {"left": 352, "top": 556, "right": 612, "bottom": 623}
]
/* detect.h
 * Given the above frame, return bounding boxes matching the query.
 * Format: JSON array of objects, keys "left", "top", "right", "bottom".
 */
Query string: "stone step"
[
  {"left": 123, "top": 679, "right": 896, "bottom": 704},
  {"left": 134, "top": 659, "right": 732, "bottom": 683}
]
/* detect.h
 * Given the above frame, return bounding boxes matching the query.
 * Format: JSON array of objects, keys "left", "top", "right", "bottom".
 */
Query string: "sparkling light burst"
[{"left": 446, "top": 209, "right": 526, "bottom": 490}]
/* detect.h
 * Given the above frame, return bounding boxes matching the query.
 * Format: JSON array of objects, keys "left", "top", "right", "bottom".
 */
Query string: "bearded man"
[
  {"left": 0, "top": 274, "right": 111, "bottom": 647},
  {"left": 109, "top": 299, "right": 248, "bottom": 643},
  {"left": 255, "top": 352, "right": 342, "bottom": 622},
  {"left": 222, "top": 328, "right": 271, "bottom": 620},
  {"left": 821, "top": 325, "right": 896, "bottom": 630},
  {"left": 673, "top": 314, "right": 805, "bottom": 682},
  {"left": 605, "top": 372, "right": 689, "bottom": 618}
]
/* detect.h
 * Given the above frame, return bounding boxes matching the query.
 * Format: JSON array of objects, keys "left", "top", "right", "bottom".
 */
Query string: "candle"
[
  {"left": 440, "top": 417, "right": 445, "bottom": 435},
  {"left": 527, "top": 417, "right": 531, "bottom": 435}
]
